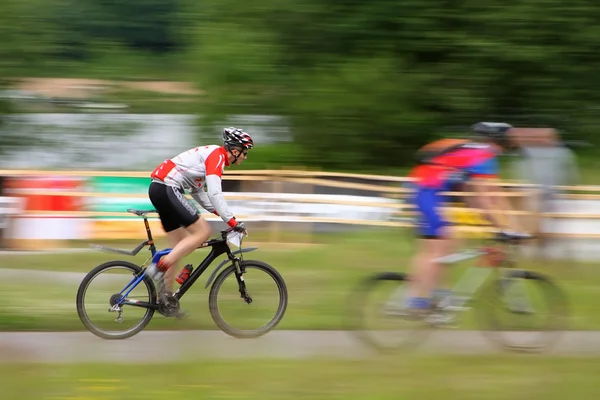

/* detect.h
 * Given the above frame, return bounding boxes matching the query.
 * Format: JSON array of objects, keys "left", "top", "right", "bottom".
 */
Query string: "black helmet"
[{"left": 471, "top": 122, "right": 513, "bottom": 147}]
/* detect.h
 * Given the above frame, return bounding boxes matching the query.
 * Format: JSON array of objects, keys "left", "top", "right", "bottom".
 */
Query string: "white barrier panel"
[
  {"left": 10, "top": 216, "right": 87, "bottom": 240},
  {"left": 543, "top": 199, "right": 600, "bottom": 235},
  {"left": 225, "top": 192, "right": 398, "bottom": 222},
  {"left": 542, "top": 199, "right": 600, "bottom": 261},
  {"left": 5, "top": 191, "right": 600, "bottom": 261},
  {"left": 3, "top": 192, "right": 400, "bottom": 242}
]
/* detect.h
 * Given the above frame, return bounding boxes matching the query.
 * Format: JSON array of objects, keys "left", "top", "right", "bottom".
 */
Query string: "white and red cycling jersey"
[{"left": 150, "top": 145, "right": 237, "bottom": 227}]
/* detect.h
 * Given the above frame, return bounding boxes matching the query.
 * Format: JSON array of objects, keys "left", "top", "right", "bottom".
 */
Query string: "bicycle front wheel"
[
  {"left": 209, "top": 260, "right": 288, "bottom": 338},
  {"left": 347, "top": 272, "right": 434, "bottom": 353},
  {"left": 475, "top": 269, "right": 569, "bottom": 352},
  {"left": 76, "top": 260, "right": 157, "bottom": 340}
]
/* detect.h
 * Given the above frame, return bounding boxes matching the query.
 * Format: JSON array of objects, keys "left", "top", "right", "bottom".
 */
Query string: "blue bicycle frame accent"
[{"left": 117, "top": 248, "right": 172, "bottom": 303}]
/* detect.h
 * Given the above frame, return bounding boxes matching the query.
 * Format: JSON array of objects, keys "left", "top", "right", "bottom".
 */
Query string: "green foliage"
[
  {"left": 0, "top": 0, "right": 59, "bottom": 75},
  {"left": 50, "top": 0, "right": 183, "bottom": 59},
  {"left": 234, "top": 143, "right": 304, "bottom": 170},
  {"left": 0, "top": 79, "right": 30, "bottom": 155},
  {"left": 191, "top": 0, "right": 600, "bottom": 168},
  {"left": 1, "top": 0, "right": 600, "bottom": 169},
  {"left": 0, "top": 0, "right": 187, "bottom": 76}
]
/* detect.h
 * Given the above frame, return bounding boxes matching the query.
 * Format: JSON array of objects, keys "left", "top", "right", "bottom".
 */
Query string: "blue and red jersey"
[{"left": 409, "top": 142, "right": 501, "bottom": 191}]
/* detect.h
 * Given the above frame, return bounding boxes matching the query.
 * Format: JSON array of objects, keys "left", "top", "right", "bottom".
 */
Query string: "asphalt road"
[{"left": 1, "top": 330, "right": 600, "bottom": 364}]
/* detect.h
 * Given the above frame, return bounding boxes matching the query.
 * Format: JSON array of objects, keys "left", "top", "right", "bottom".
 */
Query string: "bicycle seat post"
[{"left": 142, "top": 215, "right": 157, "bottom": 254}]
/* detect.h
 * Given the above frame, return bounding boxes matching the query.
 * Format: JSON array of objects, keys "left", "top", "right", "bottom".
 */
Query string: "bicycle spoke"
[
  {"left": 476, "top": 271, "right": 569, "bottom": 352},
  {"left": 77, "top": 262, "right": 156, "bottom": 340},
  {"left": 209, "top": 261, "right": 287, "bottom": 338},
  {"left": 348, "top": 273, "right": 433, "bottom": 352}
]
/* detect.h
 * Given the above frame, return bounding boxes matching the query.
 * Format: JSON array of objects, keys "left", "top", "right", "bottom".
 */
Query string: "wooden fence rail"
[{"left": 1, "top": 169, "right": 599, "bottom": 246}]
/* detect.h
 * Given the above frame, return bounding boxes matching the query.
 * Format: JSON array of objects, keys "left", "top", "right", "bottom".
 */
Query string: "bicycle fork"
[{"left": 233, "top": 259, "right": 252, "bottom": 304}]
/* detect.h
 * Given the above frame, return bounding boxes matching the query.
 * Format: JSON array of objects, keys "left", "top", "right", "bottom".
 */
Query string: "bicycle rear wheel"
[
  {"left": 209, "top": 260, "right": 288, "bottom": 338},
  {"left": 347, "top": 272, "right": 434, "bottom": 353},
  {"left": 76, "top": 260, "right": 157, "bottom": 340},
  {"left": 475, "top": 269, "right": 569, "bottom": 352}
]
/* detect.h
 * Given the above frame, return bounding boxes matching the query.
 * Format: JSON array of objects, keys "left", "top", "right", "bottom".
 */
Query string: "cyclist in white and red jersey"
[{"left": 148, "top": 127, "right": 253, "bottom": 297}]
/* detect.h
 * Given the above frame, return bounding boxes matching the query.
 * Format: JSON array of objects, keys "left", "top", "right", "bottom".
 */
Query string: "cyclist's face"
[{"left": 233, "top": 148, "right": 248, "bottom": 165}]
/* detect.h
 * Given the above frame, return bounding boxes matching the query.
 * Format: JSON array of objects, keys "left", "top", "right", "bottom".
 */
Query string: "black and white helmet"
[{"left": 223, "top": 127, "right": 254, "bottom": 150}]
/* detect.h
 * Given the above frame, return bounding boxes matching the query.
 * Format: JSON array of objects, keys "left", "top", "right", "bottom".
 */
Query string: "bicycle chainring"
[{"left": 157, "top": 295, "right": 181, "bottom": 317}]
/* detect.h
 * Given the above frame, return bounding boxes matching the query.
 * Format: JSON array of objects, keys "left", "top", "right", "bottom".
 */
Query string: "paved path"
[{"left": 1, "top": 330, "right": 600, "bottom": 363}]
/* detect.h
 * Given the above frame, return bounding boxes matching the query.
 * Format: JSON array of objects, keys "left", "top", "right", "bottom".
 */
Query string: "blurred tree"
[
  {"left": 0, "top": 0, "right": 59, "bottom": 75},
  {"left": 0, "top": 95, "right": 32, "bottom": 156},
  {"left": 2, "top": 0, "right": 600, "bottom": 170},
  {"left": 50, "top": 0, "right": 183, "bottom": 60},
  {"left": 0, "top": 0, "right": 55, "bottom": 154},
  {"left": 190, "top": 0, "right": 600, "bottom": 169}
]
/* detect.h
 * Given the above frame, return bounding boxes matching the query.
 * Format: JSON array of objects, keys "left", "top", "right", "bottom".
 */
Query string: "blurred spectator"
[{"left": 509, "top": 128, "right": 580, "bottom": 256}]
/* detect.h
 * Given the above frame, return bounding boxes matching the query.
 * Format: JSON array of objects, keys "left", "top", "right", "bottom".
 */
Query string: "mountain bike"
[
  {"left": 347, "top": 232, "right": 569, "bottom": 353},
  {"left": 76, "top": 209, "right": 288, "bottom": 340}
]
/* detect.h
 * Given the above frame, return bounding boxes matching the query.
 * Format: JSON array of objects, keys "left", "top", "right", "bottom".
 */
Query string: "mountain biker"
[
  {"left": 404, "top": 122, "right": 530, "bottom": 311},
  {"left": 147, "top": 127, "right": 253, "bottom": 301}
]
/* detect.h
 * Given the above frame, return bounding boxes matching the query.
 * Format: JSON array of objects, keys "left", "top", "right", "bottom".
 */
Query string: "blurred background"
[
  {"left": 2, "top": 1, "right": 600, "bottom": 399},
  {"left": 1, "top": 0, "right": 600, "bottom": 171}
]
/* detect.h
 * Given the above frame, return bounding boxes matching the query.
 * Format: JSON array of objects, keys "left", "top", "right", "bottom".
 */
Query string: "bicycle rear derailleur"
[{"left": 109, "top": 293, "right": 124, "bottom": 323}]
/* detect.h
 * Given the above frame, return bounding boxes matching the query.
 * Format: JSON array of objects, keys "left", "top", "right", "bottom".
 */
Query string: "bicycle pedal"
[
  {"left": 511, "top": 309, "right": 535, "bottom": 315},
  {"left": 174, "top": 310, "right": 188, "bottom": 320}
]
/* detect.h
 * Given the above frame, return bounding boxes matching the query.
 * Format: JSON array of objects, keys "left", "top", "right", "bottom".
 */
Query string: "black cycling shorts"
[{"left": 148, "top": 181, "right": 199, "bottom": 232}]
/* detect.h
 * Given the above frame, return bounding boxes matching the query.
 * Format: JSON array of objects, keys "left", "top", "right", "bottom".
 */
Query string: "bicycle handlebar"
[{"left": 220, "top": 227, "right": 235, "bottom": 239}]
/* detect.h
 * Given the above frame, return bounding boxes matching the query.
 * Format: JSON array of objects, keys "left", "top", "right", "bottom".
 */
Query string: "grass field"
[
  {"left": 0, "top": 229, "right": 598, "bottom": 332},
  {"left": 2, "top": 355, "right": 600, "bottom": 399}
]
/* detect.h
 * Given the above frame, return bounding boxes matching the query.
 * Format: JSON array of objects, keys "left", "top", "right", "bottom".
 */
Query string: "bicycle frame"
[
  {"left": 429, "top": 239, "right": 522, "bottom": 311},
  {"left": 92, "top": 210, "right": 258, "bottom": 311}
]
